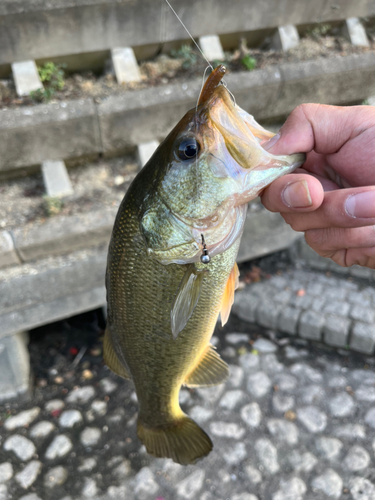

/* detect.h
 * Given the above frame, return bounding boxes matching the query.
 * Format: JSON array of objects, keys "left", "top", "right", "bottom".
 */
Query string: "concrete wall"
[
  {"left": 1, "top": 0, "right": 375, "bottom": 65},
  {"left": 2, "top": 53, "right": 375, "bottom": 174}
]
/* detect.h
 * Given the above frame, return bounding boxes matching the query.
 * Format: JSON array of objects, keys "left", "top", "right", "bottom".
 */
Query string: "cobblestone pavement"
[
  {"left": 1, "top": 267, "right": 375, "bottom": 499},
  {"left": 233, "top": 267, "right": 375, "bottom": 354}
]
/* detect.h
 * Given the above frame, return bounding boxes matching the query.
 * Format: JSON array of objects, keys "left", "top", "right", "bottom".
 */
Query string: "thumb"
[{"left": 262, "top": 103, "right": 317, "bottom": 155}]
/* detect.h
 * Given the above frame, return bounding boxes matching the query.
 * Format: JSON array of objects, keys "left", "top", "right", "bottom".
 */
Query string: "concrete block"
[
  {"left": 237, "top": 209, "right": 302, "bottom": 263},
  {"left": 1, "top": 0, "right": 375, "bottom": 67},
  {"left": 232, "top": 293, "right": 260, "bottom": 324},
  {"left": 256, "top": 301, "right": 283, "bottom": 329},
  {"left": 199, "top": 35, "right": 225, "bottom": 61},
  {"left": 137, "top": 140, "right": 159, "bottom": 168},
  {"left": 42, "top": 160, "right": 73, "bottom": 198},
  {"left": 279, "top": 307, "right": 300, "bottom": 335},
  {"left": 0, "top": 99, "right": 102, "bottom": 173},
  {"left": 111, "top": 47, "right": 141, "bottom": 84},
  {"left": 350, "top": 322, "right": 375, "bottom": 354},
  {"left": 349, "top": 305, "right": 375, "bottom": 324},
  {"left": 0, "top": 332, "right": 31, "bottom": 402},
  {"left": 0, "top": 247, "right": 107, "bottom": 338},
  {"left": 299, "top": 310, "right": 325, "bottom": 341},
  {"left": 0, "top": 231, "right": 20, "bottom": 269},
  {"left": 324, "top": 315, "right": 351, "bottom": 347},
  {"left": 11, "top": 207, "right": 116, "bottom": 262},
  {"left": 342, "top": 18, "right": 370, "bottom": 47},
  {"left": 272, "top": 25, "right": 300, "bottom": 51},
  {"left": 11, "top": 60, "right": 43, "bottom": 97}
]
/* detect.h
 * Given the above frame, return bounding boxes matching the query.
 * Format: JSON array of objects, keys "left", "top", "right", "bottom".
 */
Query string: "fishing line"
[{"left": 163, "top": 0, "right": 213, "bottom": 71}]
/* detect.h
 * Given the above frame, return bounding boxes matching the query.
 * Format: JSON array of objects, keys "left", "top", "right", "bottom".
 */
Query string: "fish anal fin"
[
  {"left": 220, "top": 262, "right": 240, "bottom": 326},
  {"left": 171, "top": 264, "right": 207, "bottom": 339},
  {"left": 184, "top": 345, "right": 229, "bottom": 388},
  {"left": 103, "top": 327, "right": 132, "bottom": 380},
  {"left": 137, "top": 415, "right": 212, "bottom": 465}
]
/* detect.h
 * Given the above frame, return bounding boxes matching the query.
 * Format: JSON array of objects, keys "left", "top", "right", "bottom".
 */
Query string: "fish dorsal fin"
[
  {"left": 103, "top": 327, "right": 132, "bottom": 380},
  {"left": 171, "top": 264, "right": 207, "bottom": 339},
  {"left": 184, "top": 345, "right": 229, "bottom": 387},
  {"left": 220, "top": 262, "right": 240, "bottom": 326}
]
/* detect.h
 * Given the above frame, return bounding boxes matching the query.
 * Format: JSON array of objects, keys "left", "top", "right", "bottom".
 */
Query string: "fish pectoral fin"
[
  {"left": 220, "top": 262, "right": 240, "bottom": 326},
  {"left": 103, "top": 327, "right": 132, "bottom": 380},
  {"left": 170, "top": 264, "right": 207, "bottom": 339},
  {"left": 184, "top": 345, "right": 229, "bottom": 387}
]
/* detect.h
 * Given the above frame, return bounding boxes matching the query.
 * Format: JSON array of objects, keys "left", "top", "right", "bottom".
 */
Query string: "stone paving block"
[
  {"left": 256, "top": 301, "right": 283, "bottom": 329},
  {"left": 42, "top": 160, "right": 73, "bottom": 198},
  {"left": 299, "top": 310, "right": 325, "bottom": 341},
  {"left": 111, "top": 47, "right": 141, "bottom": 84},
  {"left": 323, "top": 300, "right": 350, "bottom": 317},
  {"left": 350, "top": 322, "right": 375, "bottom": 354},
  {"left": 350, "top": 265, "right": 373, "bottom": 279},
  {"left": 0, "top": 332, "right": 31, "bottom": 402},
  {"left": 0, "top": 231, "right": 20, "bottom": 269},
  {"left": 350, "top": 305, "right": 375, "bottom": 323},
  {"left": 279, "top": 307, "right": 300, "bottom": 335},
  {"left": 232, "top": 293, "right": 260, "bottom": 324},
  {"left": 324, "top": 315, "right": 351, "bottom": 347},
  {"left": 272, "top": 25, "right": 300, "bottom": 51},
  {"left": 137, "top": 140, "right": 159, "bottom": 168},
  {"left": 342, "top": 18, "right": 370, "bottom": 47},
  {"left": 199, "top": 35, "right": 225, "bottom": 61},
  {"left": 11, "top": 60, "right": 43, "bottom": 97}
]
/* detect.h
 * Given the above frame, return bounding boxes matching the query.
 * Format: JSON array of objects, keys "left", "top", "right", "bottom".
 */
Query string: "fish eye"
[{"left": 177, "top": 138, "right": 201, "bottom": 161}]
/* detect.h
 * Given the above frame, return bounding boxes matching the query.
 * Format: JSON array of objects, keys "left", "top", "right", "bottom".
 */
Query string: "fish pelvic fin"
[
  {"left": 171, "top": 264, "right": 207, "bottom": 339},
  {"left": 103, "top": 327, "right": 132, "bottom": 380},
  {"left": 184, "top": 345, "right": 229, "bottom": 388},
  {"left": 137, "top": 415, "right": 212, "bottom": 465},
  {"left": 220, "top": 262, "right": 240, "bottom": 326}
]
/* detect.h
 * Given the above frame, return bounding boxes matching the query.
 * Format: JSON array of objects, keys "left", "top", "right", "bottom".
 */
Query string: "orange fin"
[
  {"left": 220, "top": 262, "right": 240, "bottom": 326},
  {"left": 184, "top": 345, "right": 229, "bottom": 388},
  {"left": 171, "top": 264, "right": 207, "bottom": 339},
  {"left": 103, "top": 327, "right": 132, "bottom": 380},
  {"left": 137, "top": 415, "right": 212, "bottom": 465}
]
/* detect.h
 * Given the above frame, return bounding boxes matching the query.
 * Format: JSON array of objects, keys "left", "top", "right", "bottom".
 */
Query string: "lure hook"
[{"left": 200, "top": 234, "right": 211, "bottom": 264}]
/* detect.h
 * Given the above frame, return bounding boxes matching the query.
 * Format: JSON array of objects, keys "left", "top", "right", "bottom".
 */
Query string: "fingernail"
[
  {"left": 345, "top": 191, "right": 375, "bottom": 218},
  {"left": 282, "top": 180, "right": 312, "bottom": 208},
  {"left": 263, "top": 133, "right": 280, "bottom": 151}
]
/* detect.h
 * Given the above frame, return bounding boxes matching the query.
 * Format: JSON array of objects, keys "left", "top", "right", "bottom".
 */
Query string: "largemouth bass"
[{"left": 105, "top": 66, "right": 304, "bottom": 465}]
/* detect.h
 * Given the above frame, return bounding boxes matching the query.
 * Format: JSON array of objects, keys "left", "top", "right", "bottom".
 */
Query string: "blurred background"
[{"left": 1, "top": 1, "right": 375, "bottom": 499}]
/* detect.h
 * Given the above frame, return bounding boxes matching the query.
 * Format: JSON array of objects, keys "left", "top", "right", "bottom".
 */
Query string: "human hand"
[{"left": 260, "top": 103, "right": 375, "bottom": 268}]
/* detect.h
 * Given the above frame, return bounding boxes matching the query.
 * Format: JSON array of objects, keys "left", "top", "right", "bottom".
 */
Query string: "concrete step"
[
  {"left": 1, "top": 1, "right": 374, "bottom": 68},
  {"left": 2, "top": 52, "right": 375, "bottom": 175}
]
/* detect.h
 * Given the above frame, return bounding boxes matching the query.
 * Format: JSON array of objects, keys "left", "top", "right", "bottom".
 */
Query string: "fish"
[{"left": 104, "top": 65, "right": 305, "bottom": 465}]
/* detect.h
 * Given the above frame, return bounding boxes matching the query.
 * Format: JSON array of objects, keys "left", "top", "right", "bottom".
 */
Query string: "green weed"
[
  {"left": 31, "top": 62, "right": 66, "bottom": 102},
  {"left": 241, "top": 55, "right": 257, "bottom": 71},
  {"left": 43, "top": 196, "right": 63, "bottom": 216},
  {"left": 171, "top": 45, "right": 197, "bottom": 69}
]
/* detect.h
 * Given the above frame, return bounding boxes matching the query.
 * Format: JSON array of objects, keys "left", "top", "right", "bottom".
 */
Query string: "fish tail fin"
[{"left": 137, "top": 415, "right": 213, "bottom": 465}]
